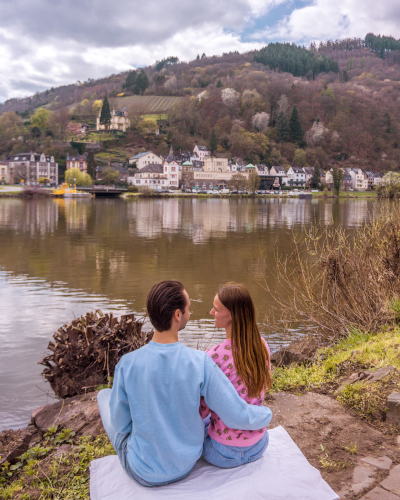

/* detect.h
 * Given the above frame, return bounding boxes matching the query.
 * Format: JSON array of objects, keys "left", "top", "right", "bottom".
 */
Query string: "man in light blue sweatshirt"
[{"left": 97, "top": 280, "right": 272, "bottom": 487}]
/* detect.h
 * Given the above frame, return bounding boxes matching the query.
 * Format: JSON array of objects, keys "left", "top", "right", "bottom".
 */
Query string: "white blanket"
[{"left": 90, "top": 426, "right": 339, "bottom": 500}]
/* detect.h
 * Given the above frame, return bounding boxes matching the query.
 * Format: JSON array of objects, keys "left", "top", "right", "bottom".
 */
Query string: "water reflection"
[{"left": 0, "top": 197, "right": 375, "bottom": 429}]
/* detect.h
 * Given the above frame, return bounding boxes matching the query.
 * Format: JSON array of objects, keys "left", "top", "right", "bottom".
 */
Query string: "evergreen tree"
[
  {"left": 210, "top": 128, "right": 217, "bottom": 153},
  {"left": 254, "top": 42, "right": 339, "bottom": 78},
  {"left": 87, "top": 151, "right": 96, "bottom": 179},
  {"left": 123, "top": 70, "right": 137, "bottom": 92},
  {"left": 155, "top": 56, "right": 179, "bottom": 71},
  {"left": 311, "top": 163, "right": 321, "bottom": 189},
  {"left": 275, "top": 111, "right": 291, "bottom": 142},
  {"left": 135, "top": 70, "right": 150, "bottom": 94},
  {"left": 100, "top": 94, "right": 111, "bottom": 130},
  {"left": 289, "top": 105, "right": 304, "bottom": 143},
  {"left": 216, "top": 79, "right": 223, "bottom": 88}
]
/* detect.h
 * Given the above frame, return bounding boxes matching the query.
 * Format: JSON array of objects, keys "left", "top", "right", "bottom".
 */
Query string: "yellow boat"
[{"left": 53, "top": 183, "right": 90, "bottom": 198}]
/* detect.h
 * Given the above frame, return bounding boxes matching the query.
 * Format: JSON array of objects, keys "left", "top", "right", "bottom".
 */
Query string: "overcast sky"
[{"left": 1, "top": 0, "right": 400, "bottom": 103}]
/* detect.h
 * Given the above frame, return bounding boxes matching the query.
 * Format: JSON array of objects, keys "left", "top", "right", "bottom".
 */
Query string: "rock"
[
  {"left": 396, "top": 436, "right": 400, "bottom": 446},
  {"left": 361, "top": 456, "right": 393, "bottom": 470},
  {"left": 31, "top": 405, "right": 46, "bottom": 420},
  {"left": 339, "top": 366, "right": 397, "bottom": 392},
  {"left": 352, "top": 464, "right": 378, "bottom": 495},
  {"left": 0, "top": 429, "right": 32, "bottom": 465},
  {"left": 32, "top": 391, "right": 104, "bottom": 438},
  {"left": 386, "top": 393, "right": 400, "bottom": 426},
  {"left": 360, "top": 486, "right": 400, "bottom": 500},
  {"left": 339, "top": 366, "right": 397, "bottom": 390},
  {"left": 381, "top": 464, "right": 400, "bottom": 496},
  {"left": 270, "top": 335, "right": 318, "bottom": 367},
  {"left": 362, "top": 366, "right": 396, "bottom": 382}
]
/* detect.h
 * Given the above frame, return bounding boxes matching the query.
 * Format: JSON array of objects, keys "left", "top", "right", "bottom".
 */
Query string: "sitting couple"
[{"left": 97, "top": 280, "right": 273, "bottom": 487}]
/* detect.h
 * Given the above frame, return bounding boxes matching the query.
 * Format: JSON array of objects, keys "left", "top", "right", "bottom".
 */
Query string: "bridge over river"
[{"left": 78, "top": 186, "right": 127, "bottom": 197}]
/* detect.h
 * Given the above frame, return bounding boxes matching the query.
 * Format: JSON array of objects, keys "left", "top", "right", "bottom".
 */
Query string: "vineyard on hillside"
[{"left": 110, "top": 95, "right": 182, "bottom": 114}]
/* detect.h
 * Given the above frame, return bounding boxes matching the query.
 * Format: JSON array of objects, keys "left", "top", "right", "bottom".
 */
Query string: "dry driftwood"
[{"left": 40, "top": 310, "right": 153, "bottom": 398}]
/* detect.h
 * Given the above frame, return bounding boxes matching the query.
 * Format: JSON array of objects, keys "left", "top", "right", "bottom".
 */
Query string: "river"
[{"left": 0, "top": 196, "right": 375, "bottom": 430}]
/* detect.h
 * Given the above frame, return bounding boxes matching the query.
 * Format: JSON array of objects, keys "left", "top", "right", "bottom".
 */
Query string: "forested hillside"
[{"left": 2, "top": 34, "right": 400, "bottom": 172}]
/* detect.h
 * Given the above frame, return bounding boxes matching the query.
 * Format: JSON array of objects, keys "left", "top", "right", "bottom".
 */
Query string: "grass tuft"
[
  {"left": 0, "top": 433, "right": 115, "bottom": 500},
  {"left": 271, "top": 327, "right": 400, "bottom": 393}
]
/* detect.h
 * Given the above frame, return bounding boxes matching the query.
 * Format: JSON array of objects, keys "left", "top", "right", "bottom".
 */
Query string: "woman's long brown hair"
[{"left": 217, "top": 283, "right": 272, "bottom": 397}]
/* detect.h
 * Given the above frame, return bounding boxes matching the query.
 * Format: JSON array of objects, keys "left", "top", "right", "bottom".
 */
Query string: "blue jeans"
[
  {"left": 97, "top": 389, "right": 194, "bottom": 487},
  {"left": 202, "top": 417, "right": 269, "bottom": 468}
]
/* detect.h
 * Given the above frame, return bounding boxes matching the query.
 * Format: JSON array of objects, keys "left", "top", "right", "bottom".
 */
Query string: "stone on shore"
[
  {"left": 380, "top": 464, "right": 400, "bottom": 496},
  {"left": 360, "top": 486, "right": 400, "bottom": 500},
  {"left": 339, "top": 366, "right": 397, "bottom": 390},
  {"left": 270, "top": 335, "right": 318, "bottom": 367},
  {"left": 361, "top": 456, "right": 393, "bottom": 470},
  {"left": 32, "top": 391, "right": 104, "bottom": 438},
  {"left": 352, "top": 464, "right": 378, "bottom": 495},
  {"left": 386, "top": 392, "right": 400, "bottom": 426}
]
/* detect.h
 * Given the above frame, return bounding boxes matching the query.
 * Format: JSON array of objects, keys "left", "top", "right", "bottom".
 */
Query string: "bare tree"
[
  {"left": 247, "top": 170, "right": 260, "bottom": 195},
  {"left": 228, "top": 173, "right": 247, "bottom": 193},
  {"left": 11, "top": 163, "right": 30, "bottom": 184},
  {"left": 49, "top": 108, "right": 70, "bottom": 141},
  {"left": 129, "top": 106, "right": 147, "bottom": 129}
]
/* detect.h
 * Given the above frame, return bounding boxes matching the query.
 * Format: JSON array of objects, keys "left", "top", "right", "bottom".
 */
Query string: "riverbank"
[
  {"left": 0, "top": 187, "right": 53, "bottom": 198},
  {"left": 0, "top": 187, "right": 378, "bottom": 200},
  {"left": 122, "top": 191, "right": 378, "bottom": 200},
  {"left": 1, "top": 327, "right": 399, "bottom": 499}
]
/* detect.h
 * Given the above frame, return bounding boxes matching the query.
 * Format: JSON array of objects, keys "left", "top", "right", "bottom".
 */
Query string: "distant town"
[
  {"left": 0, "top": 139, "right": 386, "bottom": 194},
  {"left": 0, "top": 97, "right": 392, "bottom": 195}
]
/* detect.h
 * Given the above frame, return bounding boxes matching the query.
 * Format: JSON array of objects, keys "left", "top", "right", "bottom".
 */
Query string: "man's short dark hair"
[{"left": 146, "top": 280, "right": 187, "bottom": 332}]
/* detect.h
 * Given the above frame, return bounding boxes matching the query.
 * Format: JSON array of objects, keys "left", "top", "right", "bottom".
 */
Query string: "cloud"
[
  {"left": 251, "top": 0, "right": 400, "bottom": 44},
  {"left": 0, "top": 0, "right": 263, "bottom": 47},
  {"left": 0, "top": 0, "right": 280, "bottom": 102},
  {"left": 2, "top": 0, "right": 400, "bottom": 102}
]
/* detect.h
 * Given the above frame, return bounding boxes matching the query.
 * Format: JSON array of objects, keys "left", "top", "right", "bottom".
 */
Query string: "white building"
[
  {"left": 193, "top": 145, "right": 210, "bottom": 162},
  {"left": 228, "top": 159, "right": 246, "bottom": 172},
  {"left": 349, "top": 168, "right": 368, "bottom": 191},
  {"left": 284, "top": 166, "right": 305, "bottom": 187},
  {"left": 129, "top": 151, "right": 163, "bottom": 169},
  {"left": 163, "top": 159, "right": 180, "bottom": 188},
  {"left": 96, "top": 107, "right": 130, "bottom": 132},
  {"left": 128, "top": 160, "right": 180, "bottom": 189},
  {"left": 128, "top": 164, "right": 168, "bottom": 189},
  {"left": 4, "top": 152, "right": 58, "bottom": 186},
  {"left": 366, "top": 171, "right": 383, "bottom": 188},
  {"left": 270, "top": 165, "right": 287, "bottom": 177}
]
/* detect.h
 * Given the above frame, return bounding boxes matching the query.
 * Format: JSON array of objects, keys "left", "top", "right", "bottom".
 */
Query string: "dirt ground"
[
  {"left": 265, "top": 392, "right": 400, "bottom": 499},
  {"left": 2, "top": 390, "right": 400, "bottom": 499}
]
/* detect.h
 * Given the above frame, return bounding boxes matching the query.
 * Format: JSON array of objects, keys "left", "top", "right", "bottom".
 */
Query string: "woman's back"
[{"left": 200, "top": 337, "right": 270, "bottom": 446}]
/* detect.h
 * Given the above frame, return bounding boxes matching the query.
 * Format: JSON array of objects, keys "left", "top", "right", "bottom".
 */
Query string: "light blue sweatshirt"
[{"left": 109, "top": 341, "right": 272, "bottom": 483}]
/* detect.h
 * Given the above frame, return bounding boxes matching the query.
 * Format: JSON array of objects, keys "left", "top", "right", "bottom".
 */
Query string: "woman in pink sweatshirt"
[{"left": 200, "top": 283, "right": 272, "bottom": 468}]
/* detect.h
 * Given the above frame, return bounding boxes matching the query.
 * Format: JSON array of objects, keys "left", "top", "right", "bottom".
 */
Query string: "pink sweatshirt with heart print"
[{"left": 200, "top": 337, "right": 271, "bottom": 446}]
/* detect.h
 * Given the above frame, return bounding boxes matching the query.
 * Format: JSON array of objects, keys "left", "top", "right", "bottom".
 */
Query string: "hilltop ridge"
[{"left": 2, "top": 34, "right": 400, "bottom": 172}]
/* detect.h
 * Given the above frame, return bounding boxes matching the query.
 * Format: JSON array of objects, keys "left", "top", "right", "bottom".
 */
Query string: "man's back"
[
  {"left": 110, "top": 340, "right": 272, "bottom": 483},
  {"left": 110, "top": 341, "right": 210, "bottom": 482}
]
